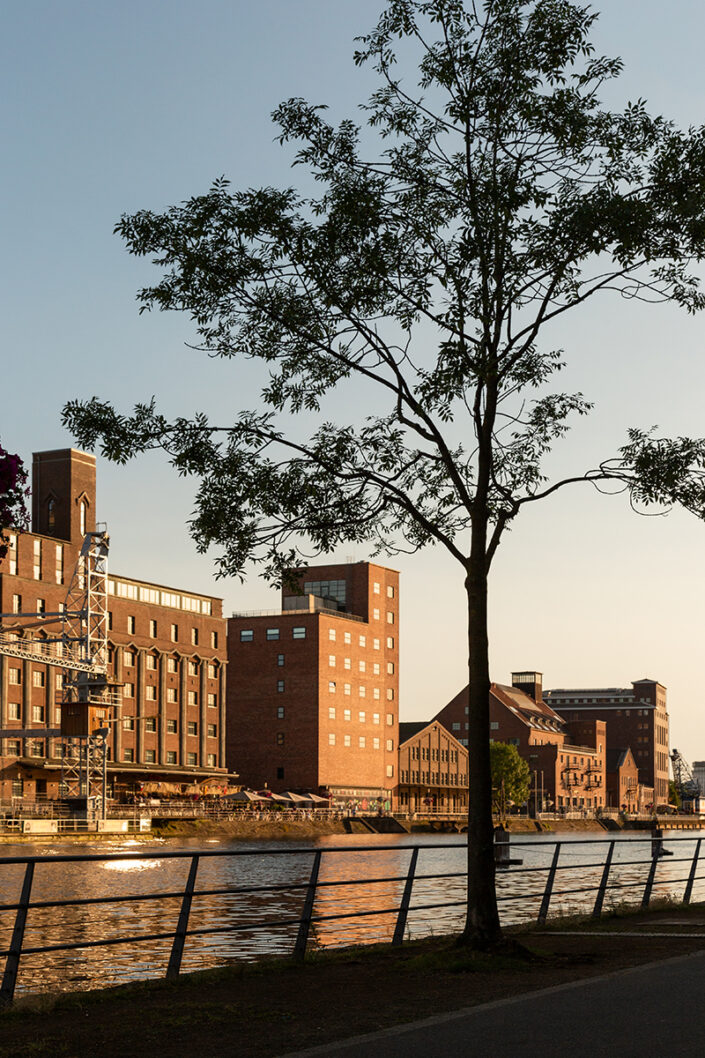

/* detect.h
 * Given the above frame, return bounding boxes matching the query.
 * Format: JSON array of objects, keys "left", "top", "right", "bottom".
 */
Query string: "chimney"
[
  {"left": 512, "top": 671, "right": 543, "bottom": 703},
  {"left": 32, "top": 449, "right": 96, "bottom": 543}
]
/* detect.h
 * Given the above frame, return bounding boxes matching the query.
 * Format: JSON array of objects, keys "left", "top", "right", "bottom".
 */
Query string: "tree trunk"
[{"left": 458, "top": 543, "right": 502, "bottom": 948}]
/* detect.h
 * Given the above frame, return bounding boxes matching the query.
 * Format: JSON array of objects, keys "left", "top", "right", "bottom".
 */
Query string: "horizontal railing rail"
[{"left": 0, "top": 834, "right": 702, "bottom": 1005}]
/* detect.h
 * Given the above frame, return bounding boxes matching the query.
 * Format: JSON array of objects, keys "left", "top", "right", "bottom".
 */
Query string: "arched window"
[{"left": 79, "top": 501, "right": 86, "bottom": 536}]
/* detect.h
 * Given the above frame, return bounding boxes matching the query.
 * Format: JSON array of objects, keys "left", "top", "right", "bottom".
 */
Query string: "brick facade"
[{"left": 397, "top": 720, "right": 468, "bottom": 814}]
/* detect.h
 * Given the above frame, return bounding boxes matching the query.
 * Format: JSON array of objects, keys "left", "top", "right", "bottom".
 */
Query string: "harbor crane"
[
  {"left": 0, "top": 528, "right": 119, "bottom": 817},
  {"left": 670, "top": 748, "right": 702, "bottom": 810}
]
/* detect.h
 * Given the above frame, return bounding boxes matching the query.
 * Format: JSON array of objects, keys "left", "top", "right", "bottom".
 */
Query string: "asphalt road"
[{"left": 281, "top": 949, "right": 705, "bottom": 1057}]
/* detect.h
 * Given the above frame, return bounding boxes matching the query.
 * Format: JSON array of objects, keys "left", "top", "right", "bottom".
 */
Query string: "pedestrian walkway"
[{"left": 281, "top": 949, "right": 705, "bottom": 1057}]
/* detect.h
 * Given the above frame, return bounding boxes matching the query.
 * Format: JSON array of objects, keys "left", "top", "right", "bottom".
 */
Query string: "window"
[
  {"left": 387, "top": 611, "right": 395, "bottom": 624},
  {"left": 386, "top": 765, "right": 394, "bottom": 778},
  {"left": 292, "top": 626, "right": 306, "bottom": 639},
  {"left": 359, "top": 660, "right": 366, "bottom": 673},
  {"left": 123, "top": 683, "right": 134, "bottom": 698},
  {"left": 386, "top": 636, "right": 394, "bottom": 649},
  {"left": 329, "top": 628, "right": 336, "bottom": 641},
  {"left": 373, "top": 663, "right": 380, "bottom": 676},
  {"left": 277, "top": 680, "right": 285, "bottom": 693},
  {"left": 387, "top": 585, "right": 395, "bottom": 598},
  {"left": 266, "top": 628, "right": 280, "bottom": 641},
  {"left": 124, "top": 748, "right": 134, "bottom": 762},
  {"left": 344, "top": 631, "right": 351, "bottom": 645},
  {"left": 276, "top": 766, "right": 284, "bottom": 780},
  {"left": 359, "top": 635, "right": 366, "bottom": 647},
  {"left": 11, "top": 594, "right": 21, "bottom": 614},
  {"left": 187, "top": 691, "right": 198, "bottom": 706},
  {"left": 32, "top": 705, "right": 44, "bottom": 722},
  {"left": 358, "top": 685, "right": 366, "bottom": 698},
  {"left": 207, "top": 753, "right": 217, "bottom": 767},
  {"left": 344, "top": 657, "right": 351, "bottom": 670},
  {"left": 358, "top": 711, "right": 366, "bottom": 723},
  {"left": 171, "top": 624, "right": 179, "bottom": 642},
  {"left": 386, "top": 713, "right": 394, "bottom": 726},
  {"left": 167, "top": 719, "right": 177, "bottom": 734},
  {"left": 240, "top": 628, "right": 254, "bottom": 642},
  {"left": 276, "top": 732, "right": 285, "bottom": 746},
  {"left": 373, "top": 608, "right": 380, "bottom": 620},
  {"left": 373, "top": 737, "right": 380, "bottom": 750},
  {"left": 190, "top": 628, "right": 199, "bottom": 646},
  {"left": 329, "top": 655, "right": 336, "bottom": 667},
  {"left": 373, "top": 581, "right": 380, "bottom": 594},
  {"left": 207, "top": 663, "right": 217, "bottom": 678},
  {"left": 32, "top": 671, "right": 45, "bottom": 688},
  {"left": 344, "top": 734, "right": 351, "bottom": 747},
  {"left": 207, "top": 693, "right": 217, "bottom": 707},
  {"left": 372, "top": 713, "right": 380, "bottom": 724},
  {"left": 8, "top": 667, "right": 20, "bottom": 685},
  {"left": 359, "top": 736, "right": 366, "bottom": 748},
  {"left": 328, "top": 732, "right": 336, "bottom": 745},
  {"left": 490, "top": 721, "right": 499, "bottom": 731},
  {"left": 8, "top": 534, "right": 17, "bottom": 575},
  {"left": 207, "top": 724, "right": 217, "bottom": 737},
  {"left": 35, "top": 598, "right": 46, "bottom": 615},
  {"left": 187, "top": 752, "right": 197, "bottom": 765},
  {"left": 188, "top": 721, "right": 198, "bottom": 736},
  {"left": 328, "top": 706, "right": 336, "bottom": 719},
  {"left": 386, "top": 688, "right": 395, "bottom": 701},
  {"left": 452, "top": 722, "right": 461, "bottom": 731},
  {"left": 373, "top": 638, "right": 380, "bottom": 650},
  {"left": 373, "top": 688, "right": 381, "bottom": 700},
  {"left": 344, "top": 683, "right": 351, "bottom": 696},
  {"left": 167, "top": 657, "right": 178, "bottom": 674},
  {"left": 328, "top": 681, "right": 337, "bottom": 694},
  {"left": 146, "top": 655, "right": 157, "bottom": 670},
  {"left": 123, "top": 716, "right": 135, "bottom": 730},
  {"left": 33, "top": 539, "right": 41, "bottom": 580},
  {"left": 277, "top": 654, "right": 284, "bottom": 667},
  {"left": 344, "top": 709, "right": 351, "bottom": 721},
  {"left": 167, "top": 688, "right": 177, "bottom": 703},
  {"left": 145, "top": 717, "right": 157, "bottom": 732},
  {"left": 276, "top": 706, "right": 285, "bottom": 719},
  {"left": 127, "top": 615, "right": 136, "bottom": 635},
  {"left": 188, "top": 660, "right": 198, "bottom": 676},
  {"left": 167, "top": 751, "right": 177, "bottom": 765},
  {"left": 149, "top": 620, "right": 157, "bottom": 638},
  {"left": 146, "top": 686, "right": 157, "bottom": 701},
  {"left": 386, "top": 662, "right": 394, "bottom": 675},
  {"left": 9, "top": 703, "right": 20, "bottom": 720},
  {"left": 386, "top": 739, "right": 394, "bottom": 752},
  {"left": 211, "top": 631, "right": 218, "bottom": 649},
  {"left": 123, "top": 650, "right": 134, "bottom": 667}
]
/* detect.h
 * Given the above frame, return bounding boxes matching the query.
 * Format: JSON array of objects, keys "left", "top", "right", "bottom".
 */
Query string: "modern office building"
[
  {"left": 226, "top": 561, "right": 400, "bottom": 806},
  {"left": 0, "top": 448, "right": 228, "bottom": 801},
  {"left": 544, "top": 679, "right": 669, "bottom": 804}
]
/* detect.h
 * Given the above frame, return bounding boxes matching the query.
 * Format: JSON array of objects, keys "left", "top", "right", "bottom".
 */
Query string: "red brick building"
[
  {"left": 544, "top": 680, "right": 669, "bottom": 804},
  {"left": 397, "top": 720, "right": 468, "bottom": 814},
  {"left": 226, "top": 561, "right": 399, "bottom": 806},
  {"left": 0, "top": 448, "right": 228, "bottom": 801},
  {"left": 605, "top": 747, "right": 640, "bottom": 812},
  {"left": 433, "top": 672, "right": 607, "bottom": 812}
]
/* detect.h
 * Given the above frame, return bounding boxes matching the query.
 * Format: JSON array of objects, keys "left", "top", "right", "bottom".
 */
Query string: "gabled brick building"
[{"left": 397, "top": 720, "right": 468, "bottom": 814}]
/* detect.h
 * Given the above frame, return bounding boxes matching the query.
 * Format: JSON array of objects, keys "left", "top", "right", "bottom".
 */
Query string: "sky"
[{"left": 2, "top": 1, "right": 705, "bottom": 758}]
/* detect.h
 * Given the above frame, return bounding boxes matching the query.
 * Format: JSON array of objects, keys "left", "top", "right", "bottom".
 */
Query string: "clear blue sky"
[{"left": 2, "top": 2, "right": 705, "bottom": 757}]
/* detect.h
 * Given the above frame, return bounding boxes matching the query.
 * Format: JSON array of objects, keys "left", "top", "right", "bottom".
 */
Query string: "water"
[{"left": 1, "top": 830, "right": 703, "bottom": 998}]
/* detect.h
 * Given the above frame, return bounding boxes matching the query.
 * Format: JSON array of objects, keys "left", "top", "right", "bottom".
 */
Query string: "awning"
[
  {"left": 284, "top": 791, "right": 313, "bottom": 804},
  {"left": 225, "top": 790, "right": 268, "bottom": 802}
]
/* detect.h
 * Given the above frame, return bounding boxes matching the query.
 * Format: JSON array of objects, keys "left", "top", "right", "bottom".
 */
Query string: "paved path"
[{"left": 281, "top": 949, "right": 705, "bottom": 1057}]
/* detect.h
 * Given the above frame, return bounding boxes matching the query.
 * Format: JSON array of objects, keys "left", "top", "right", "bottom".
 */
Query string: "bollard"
[{"left": 494, "top": 825, "right": 510, "bottom": 866}]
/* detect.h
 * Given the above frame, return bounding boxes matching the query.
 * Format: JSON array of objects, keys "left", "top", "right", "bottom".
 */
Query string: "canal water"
[{"left": 1, "top": 830, "right": 703, "bottom": 998}]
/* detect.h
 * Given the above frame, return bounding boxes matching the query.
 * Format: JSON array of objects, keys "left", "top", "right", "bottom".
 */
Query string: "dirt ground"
[{"left": 2, "top": 904, "right": 705, "bottom": 1058}]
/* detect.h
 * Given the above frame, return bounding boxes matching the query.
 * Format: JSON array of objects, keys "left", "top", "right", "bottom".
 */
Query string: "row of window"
[
  {"left": 409, "top": 746, "right": 459, "bottom": 763},
  {"left": 5, "top": 537, "right": 64, "bottom": 585},
  {"left": 241, "top": 627, "right": 306, "bottom": 642},
  {"left": 109, "top": 578, "right": 212, "bottom": 615},
  {"left": 327, "top": 682, "right": 394, "bottom": 700},
  {"left": 326, "top": 660, "right": 394, "bottom": 674},
  {"left": 121, "top": 717, "right": 217, "bottom": 736},
  {"left": 122, "top": 748, "right": 217, "bottom": 766},
  {"left": 114, "top": 614, "right": 219, "bottom": 647},
  {"left": 6, "top": 704, "right": 47, "bottom": 722},
  {"left": 136, "top": 655, "right": 219, "bottom": 677},
  {"left": 326, "top": 708, "right": 395, "bottom": 725},
  {"left": 327, "top": 734, "right": 394, "bottom": 750},
  {"left": 399, "top": 770, "right": 467, "bottom": 786},
  {"left": 122, "top": 686, "right": 218, "bottom": 706}
]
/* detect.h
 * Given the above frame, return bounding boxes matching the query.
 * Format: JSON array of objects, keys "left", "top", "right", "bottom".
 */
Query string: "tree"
[
  {"left": 490, "top": 742, "right": 530, "bottom": 818},
  {"left": 64, "top": 0, "right": 705, "bottom": 947},
  {"left": 0, "top": 442, "right": 28, "bottom": 559}
]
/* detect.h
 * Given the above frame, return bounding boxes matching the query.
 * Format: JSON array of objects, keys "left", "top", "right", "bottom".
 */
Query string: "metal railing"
[{"left": 0, "top": 833, "right": 702, "bottom": 1005}]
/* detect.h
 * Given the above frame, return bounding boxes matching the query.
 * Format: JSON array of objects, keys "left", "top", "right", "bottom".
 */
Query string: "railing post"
[
  {"left": 684, "top": 838, "right": 701, "bottom": 906},
  {"left": 293, "top": 849, "right": 322, "bottom": 960},
  {"left": 537, "top": 843, "right": 561, "bottom": 925},
  {"left": 166, "top": 854, "right": 199, "bottom": 979},
  {"left": 1, "top": 861, "right": 35, "bottom": 1006},
  {"left": 592, "top": 840, "right": 615, "bottom": 920},
  {"left": 642, "top": 842, "right": 660, "bottom": 910},
  {"left": 392, "top": 846, "right": 419, "bottom": 946}
]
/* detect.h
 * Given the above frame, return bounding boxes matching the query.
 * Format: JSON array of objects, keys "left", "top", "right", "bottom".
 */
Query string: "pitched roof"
[
  {"left": 606, "top": 747, "right": 634, "bottom": 772},
  {"left": 399, "top": 721, "right": 431, "bottom": 744},
  {"left": 491, "top": 683, "right": 565, "bottom": 732}
]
